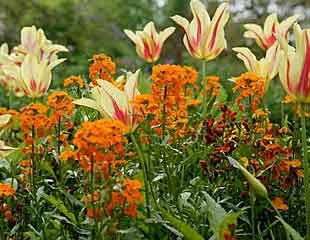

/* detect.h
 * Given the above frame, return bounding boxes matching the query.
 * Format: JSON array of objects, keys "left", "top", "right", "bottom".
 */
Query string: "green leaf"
[
  {"left": 203, "top": 192, "right": 240, "bottom": 240},
  {"left": 160, "top": 208, "right": 204, "bottom": 240},
  {"left": 228, "top": 157, "right": 268, "bottom": 198},
  {"left": 43, "top": 194, "right": 77, "bottom": 225},
  {"left": 276, "top": 217, "right": 304, "bottom": 240}
]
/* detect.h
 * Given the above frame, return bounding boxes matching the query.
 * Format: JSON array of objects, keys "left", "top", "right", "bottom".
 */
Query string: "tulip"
[
  {"left": 13, "top": 25, "right": 68, "bottom": 67},
  {"left": 233, "top": 43, "right": 281, "bottom": 88},
  {"left": 19, "top": 54, "right": 52, "bottom": 98},
  {"left": 171, "top": 0, "right": 229, "bottom": 61},
  {"left": 278, "top": 23, "right": 310, "bottom": 238},
  {"left": 279, "top": 24, "right": 310, "bottom": 102},
  {"left": 124, "top": 22, "right": 175, "bottom": 63},
  {"left": 244, "top": 13, "right": 298, "bottom": 51},
  {"left": 73, "top": 70, "right": 140, "bottom": 130}
]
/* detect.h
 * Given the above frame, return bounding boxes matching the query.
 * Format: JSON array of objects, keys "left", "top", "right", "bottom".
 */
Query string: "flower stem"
[
  {"left": 130, "top": 133, "right": 151, "bottom": 219},
  {"left": 301, "top": 103, "right": 310, "bottom": 240},
  {"left": 201, "top": 60, "right": 208, "bottom": 117}
]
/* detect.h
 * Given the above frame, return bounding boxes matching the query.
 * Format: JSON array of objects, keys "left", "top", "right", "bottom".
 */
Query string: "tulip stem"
[
  {"left": 201, "top": 60, "right": 208, "bottom": 117},
  {"left": 301, "top": 103, "right": 310, "bottom": 240},
  {"left": 130, "top": 133, "right": 151, "bottom": 219}
]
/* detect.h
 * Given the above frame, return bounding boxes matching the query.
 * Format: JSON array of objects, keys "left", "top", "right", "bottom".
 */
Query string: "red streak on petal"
[
  {"left": 143, "top": 40, "right": 152, "bottom": 60},
  {"left": 286, "top": 59, "right": 292, "bottom": 92},
  {"left": 191, "top": 13, "right": 202, "bottom": 49},
  {"left": 111, "top": 98, "right": 129, "bottom": 125},
  {"left": 209, "top": 8, "right": 225, "bottom": 51},
  {"left": 297, "top": 33, "right": 310, "bottom": 97},
  {"left": 178, "top": 24, "right": 197, "bottom": 55},
  {"left": 30, "top": 79, "right": 37, "bottom": 91}
]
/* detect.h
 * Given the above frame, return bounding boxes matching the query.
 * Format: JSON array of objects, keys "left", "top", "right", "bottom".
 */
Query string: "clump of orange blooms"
[
  {"left": 133, "top": 64, "right": 198, "bottom": 137},
  {"left": 205, "top": 76, "right": 221, "bottom": 97},
  {"left": 20, "top": 103, "right": 51, "bottom": 141},
  {"left": 107, "top": 179, "right": 143, "bottom": 218},
  {"left": 64, "top": 75, "right": 85, "bottom": 88},
  {"left": 0, "top": 183, "right": 15, "bottom": 198},
  {"left": 232, "top": 73, "right": 265, "bottom": 111},
  {"left": 89, "top": 54, "right": 116, "bottom": 86},
  {"left": 73, "top": 119, "right": 127, "bottom": 177},
  {"left": 47, "top": 91, "right": 75, "bottom": 124}
]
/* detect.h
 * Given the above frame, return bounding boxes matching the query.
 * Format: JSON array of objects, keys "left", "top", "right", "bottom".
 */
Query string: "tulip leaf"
[
  {"left": 228, "top": 157, "right": 268, "bottom": 198},
  {"left": 276, "top": 217, "right": 304, "bottom": 240},
  {"left": 43, "top": 194, "right": 77, "bottom": 225},
  {"left": 160, "top": 208, "right": 204, "bottom": 240},
  {"left": 203, "top": 192, "right": 240, "bottom": 240}
]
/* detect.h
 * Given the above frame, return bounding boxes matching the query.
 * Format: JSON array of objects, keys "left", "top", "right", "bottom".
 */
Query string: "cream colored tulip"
[
  {"left": 13, "top": 25, "right": 68, "bottom": 67},
  {"left": 244, "top": 13, "right": 298, "bottom": 51},
  {"left": 279, "top": 24, "right": 310, "bottom": 102},
  {"left": 74, "top": 70, "right": 140, "bottom": 129},
  {"left": 233, "top": 43, "right": 281, "bottom": 88},
  {"left": 171, "top": 0, "right": 229, "bottom": 61},
  {"left": 19, "top": 54, "right": 52, "bottom": 98},
  {"left": 125, "top": 22, "right": 175, "bottom": 63}
]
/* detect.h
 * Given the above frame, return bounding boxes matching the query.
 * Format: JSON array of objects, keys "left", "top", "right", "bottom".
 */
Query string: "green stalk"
[
  {"left": 301, "top": 103, "right": 310, "bottom": 240},
  {"left": 201, "top": 60, "right": 208, "bottom": 117},
  {"left": 251, "top": 190, "right": 256, "bottom": 240},
  {"left": 130, "top": 133, "right": 151, "bottom": 219}
]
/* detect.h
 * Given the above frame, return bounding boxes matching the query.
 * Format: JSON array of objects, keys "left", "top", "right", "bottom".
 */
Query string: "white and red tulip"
[
  {"left": 124, "top": 22, "right": 175, "bottom": 63},
  {"left": 73, "top": 70, "right": 140, "bottom": 130},
  {"left": 279, "top": 24, "right": 310, "bottom": 102},
  {"left": 233, "top": 43, "right": 281, "bottom": 88},
  {"left": 171, "top": 0, "right": 229, "bottom": 61},
  {"left": 244, "top": 13, "right": 298, "bottom": 51},
  {"left": 19, "top": 54, "right": 52, "bottom": 98},
  {"left": 13, "top": 25, "right": 68, "bottom": 67}
]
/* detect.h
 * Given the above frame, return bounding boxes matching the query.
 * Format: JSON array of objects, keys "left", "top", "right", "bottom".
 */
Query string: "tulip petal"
[
  {"left": 279, "top": 15, "right": 299, "bottom": 38},
  {"left": 73, "top": 98, "right": 102, "bottom": 113},
  {"left": 97, "top": 79, "right": 128, "bottom": 118},
  {"left": 264, "top": 13, "right": 278, "bottom": 38},
  {"left": 21, "top": 26, "right": 38, "bottom": 53},
  {"left": 207, "top": 3, "right": 229, "bottom": 52},
  {"left": 233, "top": 47, "right": 258, "bottom": 73},
  {"left": 159, "top": 27, "right": 175, "bottom": 45},
  {"left": 244, "top": 24, "right": 267, "bottom": 50},
  {"left": 124, "top": 69, "right": 140, "bottom": 102}
]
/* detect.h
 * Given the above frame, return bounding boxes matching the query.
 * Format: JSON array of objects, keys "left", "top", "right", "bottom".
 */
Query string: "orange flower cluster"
[
  {"left": 232, "top": 73, "right": 265, "bottom": 111},
  {"left": 73, "top": 119, "right": 127, "bottom": 177},
  {"left": 20, "top": 103, "right": 51, "bottom": 140},
  {"left": 107, "top": 179, "right": 143, "bottom": 218},
  {"left": 0, "top": 183, "right": 15, "bottom": 198},
  {"left": 89, "top": 54, "right": 116, "bottom": 86},
  {"left": 205, "top": 75, "right": 221, "bottom": 96},
  {"left": 47, "top": 91, "right": 75, "bottom": 123},
  {"left": 133, "top": 64, "right": 198, "bottom": 137},
  {"left": 64, "top": 75, "right": 85, "bottom": 88}
]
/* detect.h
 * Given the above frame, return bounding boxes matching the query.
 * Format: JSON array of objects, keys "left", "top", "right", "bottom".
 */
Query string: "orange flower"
[
  {"left": 20, "top": 103, "right": 51, "bottom": 138},
  {"left": 0, "top": 183, "right": 15, "bottom": 198},
  {"left": 272, "top": 197, "right": 288, "bottom": 211},
  {"left": 133, "top": 64, "right": 198, "bottom": 139},
  {"left": 232, "top": 73, "right": 265, "bottom": 111},
  {"left": 47, "top": 91, "right": 74, "bottom": 123},
  {"left": 64, "top": 75, "right": 85, "bottom": 88},
  {"left": 106, "top": 178, "right": 143, "bottom": 218},
  {"left": 89, "top": 54, "right": 116, "bottom": 86},
  {"left": 59, "top": 150, "right": 76, "bottom": 161},
  {"left": 205, "top": 75, "right": 221, "bottom": 96},
  {"left": 73, "top": 119, "right": 127, "bottom": 177}
]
